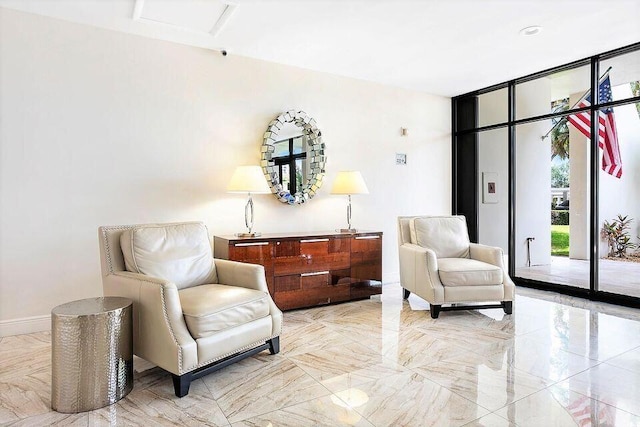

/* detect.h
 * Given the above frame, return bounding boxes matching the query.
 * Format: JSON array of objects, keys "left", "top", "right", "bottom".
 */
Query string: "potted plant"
[{"left": 601, "top": 214, "right": 638, "bottom": 258}]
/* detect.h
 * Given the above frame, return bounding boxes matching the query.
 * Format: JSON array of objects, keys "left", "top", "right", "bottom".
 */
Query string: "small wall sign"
[{"left": 396, "top": 153, "right": 407, "bottom": 165}]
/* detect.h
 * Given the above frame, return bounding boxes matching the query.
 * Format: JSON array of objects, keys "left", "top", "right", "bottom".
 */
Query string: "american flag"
[{"left": 567, "top": 75, "right": 622, "bottom": 178}]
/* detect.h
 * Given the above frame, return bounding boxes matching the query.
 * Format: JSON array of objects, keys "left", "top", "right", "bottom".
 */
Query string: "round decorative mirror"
[{"left": 261, "top": 110, "right": 326, "bottom": 204}]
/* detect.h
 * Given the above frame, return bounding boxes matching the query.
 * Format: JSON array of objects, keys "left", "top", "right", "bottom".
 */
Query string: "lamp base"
[
  {"left": 235, "top": 232, "right": 262, "bottom": 237},
  {"left": 337, "top": 228, "right": 358, "bottom": 233}
]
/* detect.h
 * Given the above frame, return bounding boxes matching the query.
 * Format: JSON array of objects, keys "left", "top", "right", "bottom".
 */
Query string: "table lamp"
[
  {"left": 227, "top": 166, "right": 271, "bottom": 237},
  {"left": 331, "top": 170, "right": 369, "bottom": 232}
]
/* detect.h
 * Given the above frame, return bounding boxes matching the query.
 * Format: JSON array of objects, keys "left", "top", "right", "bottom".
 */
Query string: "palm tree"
[
  {"left": 550, "top": 98, "right": 569, "bottom": 160},
  {"left": 550, "top": 118, "right": 569, "bottom": 160}
]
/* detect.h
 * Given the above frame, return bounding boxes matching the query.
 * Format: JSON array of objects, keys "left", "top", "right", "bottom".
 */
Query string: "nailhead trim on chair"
[
  {"left": 193, "top": 333, "right": 281, "bottom": 371},
  {"left": 102, "top": 225, "right": 185, "bottom": 374},
  {"left": 158, "top": 284, "right": 184, "bottom": 373},
  {"left": 107, "top": 272, "right": 186, "bottom": 374},
  {"left": 101, "top": 225, "right": 131, "bottom": 275},
  {"left": 102, "top": 224, "right": 278, "bottom": 375}
]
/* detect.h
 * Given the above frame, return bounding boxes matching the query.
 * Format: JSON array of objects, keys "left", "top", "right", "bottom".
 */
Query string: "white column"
[{"left": 568, "top": 92, "right": 590, "bottom": 260}]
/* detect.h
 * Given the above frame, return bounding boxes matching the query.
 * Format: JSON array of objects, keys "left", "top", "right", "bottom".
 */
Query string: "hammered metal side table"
[{"left": 51, "top": 297, "right": 133, "bottom": 413}]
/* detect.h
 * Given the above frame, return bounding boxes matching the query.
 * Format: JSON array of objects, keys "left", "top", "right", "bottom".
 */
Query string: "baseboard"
[
  {"left": 0, "top": 315, "right": 50, "bottom": 337},
  {"left": 0, "top": 273, "right": 400, "bottom": 338}
]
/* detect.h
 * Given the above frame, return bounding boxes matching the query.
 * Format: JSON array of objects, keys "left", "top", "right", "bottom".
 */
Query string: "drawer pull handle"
[
  {"left": 355, "top": 236, "right": 381, "bottom": 240},
  {"left": 234, "top": 242, "right": 269, "bottom": 247},
  {"left": 300, "top": 238, "right": 330, "bottom": 243},
  {"left": 300, "top": 271, "right": 330, "bottom": 277}
]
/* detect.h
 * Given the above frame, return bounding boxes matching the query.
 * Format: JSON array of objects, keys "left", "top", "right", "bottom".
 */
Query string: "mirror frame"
[{"left": 261, "top": 110, "right": 326, "bottom": 204}]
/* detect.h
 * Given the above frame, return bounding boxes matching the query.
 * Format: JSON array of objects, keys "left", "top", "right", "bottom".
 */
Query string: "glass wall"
[
  {"left": 453, "top": 42, "right": 640, "bottom": 306},
  {"left": 598, "top": 102, "right": 640, "bottom": 298},
  {"left": 598, "top": 49, "right": 640, "bottom": 298},
  {"left": 601, "top": 49, "right": 640, "bottom": 103},
  {"left": 477, "top": 128, "right": 508, "bottom": 253},
  {"left": 478, "top": 88, "right": 508, "bottom": 128},
  {"left": 514, "top": 117, "right": 590, "bottom": 289},
  {"left": 516, "top": 65, "right": 591, "bottom": 120}
]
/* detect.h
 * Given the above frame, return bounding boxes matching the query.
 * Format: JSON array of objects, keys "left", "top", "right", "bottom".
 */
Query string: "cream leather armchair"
[
  {"left": 98, "top": 222, "right": 282, "bottom": 397},
  {"left": 398, "top": 215, "right": 514, "bottom": 318}
]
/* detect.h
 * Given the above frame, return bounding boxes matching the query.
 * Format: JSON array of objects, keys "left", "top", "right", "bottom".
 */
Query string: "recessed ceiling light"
[{"left": 519, "top": 25, "right": 543, "bottom": 36}]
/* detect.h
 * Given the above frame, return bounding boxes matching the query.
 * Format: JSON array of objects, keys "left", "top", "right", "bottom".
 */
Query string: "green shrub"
[
  {"left": 601, "top": 214, "right": 637, "bottom": 258},
  {"left": 551, "top": 210, "right": 569, "bottom": 225}
]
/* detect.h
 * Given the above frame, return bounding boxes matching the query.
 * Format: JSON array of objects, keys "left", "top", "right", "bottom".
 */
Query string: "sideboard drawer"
[
  {"left": 273, "top": 275, "right": 298, "bottom": 292},
  {"left": 274, "top": 284, "right": 350, "bottom": 310},
  {"left": 273, "top": 237, "right": 350, "bottom": 276},
  {"left": 351, "top": 234, "right": 382, "bottom": 252},
  {"left": 275, "top": 270, "right": 349, "bottom": 292},
  {"left": 228, "top": 241, "right": 272, "bottom": 261},
  {"left": 274, "top": 272, "right": 328, "bottom": 292},
  {"left": 224, "top": 240, "right": 274, "bottom": 294},
  {"left": 273, "top": 254, "right": 350, "bottom": 276},
  {"left": 351, "top": 234, "right": 382, "bottom": 282},
  {"left": 301, "top": 271, "right": 331, "bottom": 289},
  {"left": 214, "top": 231, "right": 382, "bottom": 310}
]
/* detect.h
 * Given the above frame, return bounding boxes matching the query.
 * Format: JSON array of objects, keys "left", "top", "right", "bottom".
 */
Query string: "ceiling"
[{"left": 1, "top": 0, "right": 639, "bottom": 97}]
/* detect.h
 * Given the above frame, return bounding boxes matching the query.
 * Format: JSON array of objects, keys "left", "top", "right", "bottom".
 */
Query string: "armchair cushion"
[
  {"left": 409, "top": 216, "right": 470, "bottom": 258},
  {"left": 438, "top": 258, "right": 502, "bottom": 287},
  {"left": 120, "top": 222, "right": 218, "bottom": 289},
  {"left": 179, "top": 284, "right": 270, "bottom": 339}
]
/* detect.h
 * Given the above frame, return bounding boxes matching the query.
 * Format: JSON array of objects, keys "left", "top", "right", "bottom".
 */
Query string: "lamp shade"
[
  {"left": 227, "top": 166, "right": 271, "bottom": 194},
  {"left": 330, "top": 171, "right": 369, "bottom": 195}
]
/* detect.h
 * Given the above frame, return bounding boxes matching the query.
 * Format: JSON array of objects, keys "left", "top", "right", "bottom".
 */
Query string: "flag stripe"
[{"left": 566, "top": 75, "right": 621, "bottom": 178}]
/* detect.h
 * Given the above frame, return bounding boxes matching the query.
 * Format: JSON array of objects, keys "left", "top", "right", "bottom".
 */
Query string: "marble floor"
[{"left": 3, "top": 284, "right": 640, "bottom": 426}]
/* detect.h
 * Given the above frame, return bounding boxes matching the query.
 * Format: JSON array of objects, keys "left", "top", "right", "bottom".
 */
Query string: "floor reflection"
[
  {"left": 2, "top": 283, "right": 640, "bottom": 426},
  {"left": 516, "top": 255, "right": 640, "bottom": 298}
]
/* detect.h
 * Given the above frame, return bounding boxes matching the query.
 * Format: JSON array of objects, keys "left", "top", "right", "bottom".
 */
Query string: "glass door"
[
  {"left": 597, "top": 49, "right": 640, "bottom": 298},
  {"left": 513, "top": 65, "right": 592, "bottom": 290},
  {"left": 453, "top": 42, "right": 640, "bottom": 307}
]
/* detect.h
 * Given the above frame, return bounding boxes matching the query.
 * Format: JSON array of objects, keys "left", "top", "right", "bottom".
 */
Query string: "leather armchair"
[
  {"left": 98, "top": 222, "right": 282, "bottom": 397},
  {"left": 398, "top": 215, "right": 514, "bottom": 318}
]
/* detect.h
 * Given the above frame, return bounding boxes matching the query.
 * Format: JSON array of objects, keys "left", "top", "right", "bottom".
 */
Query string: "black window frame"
[
  {"left": 272, "top": 136, "right": 307, "bottom": 195},
  {"left": 452, "top": 41, "right": 640, "bottom": 309}
]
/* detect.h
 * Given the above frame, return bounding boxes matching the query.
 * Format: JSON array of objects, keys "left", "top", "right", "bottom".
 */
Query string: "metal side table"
[{"left": 51, "top": 297, "right": 133, "bottom": 413}]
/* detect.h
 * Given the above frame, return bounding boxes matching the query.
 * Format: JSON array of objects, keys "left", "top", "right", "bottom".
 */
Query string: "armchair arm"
[
  {"left": 468, "top": 243, "right": 515, "bottom": 301},
  {"left": 214, "top": 259, "right": 269, "bottom": 293},
  {"left": 213, "top": 258, "right": 282, "bottom": 337},
  {"left": 469, "top": 243, "right": 504, "bottom": 269},
  {"left": 399, "top": 243, "right": 444, "bottom": 304},
  {"left": 103, "top": 271, "right": 197, "bottom": 375}
]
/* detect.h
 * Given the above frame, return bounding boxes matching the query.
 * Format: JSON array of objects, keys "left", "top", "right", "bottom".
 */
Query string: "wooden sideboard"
[{"left": 214, "top": 231, "right": 382, "bottom": 310}]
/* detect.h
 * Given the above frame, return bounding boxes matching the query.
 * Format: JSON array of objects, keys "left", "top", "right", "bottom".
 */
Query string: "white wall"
[
  {"left": 569, "top": 91, "right": 591, "bottom": 260},
  {"left": 0, "top": 8, "right": 451, "bottom": 334},
  {"left": 597, "top": 85, "right": 640, "bottom": 256},
  {"left": 515, "top": 79, "right": 552, "bottom": 268},
  {"left": 477, "top": 130, "right": 509, "bottom": 253},
  {"left": 569, "top": 84, "right": 640, "bottom": 259},
  {"left": 476, "top": 80, "right": 552, "bottom": 266},
  {"left": 478, "top": 92, "right": 509, "bottom": 253}
]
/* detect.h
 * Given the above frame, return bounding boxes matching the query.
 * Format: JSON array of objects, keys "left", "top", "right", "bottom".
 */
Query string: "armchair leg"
[
  {"left": 172, "top": 372, "right": 192, "bottom": 397},
  {"left": 403, "top": 288, "right": 411, "bottom": 299},
  {"left": 268, "top": 336, "right": 280, "bottom": 355},
  {"left": 430, "top": 304, "right": 441, "bottom": 319},
  {"left": 502, "top": 301, "right": 513, "bottom": 315}
]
